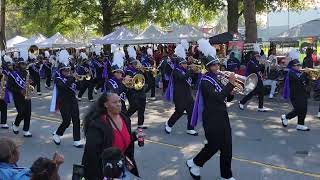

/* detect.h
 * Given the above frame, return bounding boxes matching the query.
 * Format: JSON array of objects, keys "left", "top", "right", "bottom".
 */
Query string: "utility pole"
[{"left": 0, "top": 0, "right": 6, "bottom": 50}]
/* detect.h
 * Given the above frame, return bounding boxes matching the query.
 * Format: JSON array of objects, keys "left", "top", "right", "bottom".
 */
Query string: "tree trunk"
[
  {"left": 227, "top": 0, "right": 239, "bottom": 33},
  {"left": 46, "top": 0, "right": 54, "bottom": 36},
  {"left": 0, "top": 0, "right": 6, "bottom": 50},
  {"left": 243, "top": 0, "right": 257, "bottom": 43},
  {"left": 101, "top": 0, "right": 113, "bottom": 52}
]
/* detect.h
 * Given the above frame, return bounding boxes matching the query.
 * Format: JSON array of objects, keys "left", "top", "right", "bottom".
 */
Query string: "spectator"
[
  {"left": 30, "top": 153, "right": 64, "bottom": 180},
  {"left": 102, "top": 147, "right": 126, "bottom": 180},
  {"left": 0, "top": 138, "right": 64, "bottom": 180},
  {"left": 302, "top": 48, "right": 314, "bottom": 68},
  {"left": 0, "top": 138, "right": 30, "bottom": 180},
  {"left": 82, "top": 92, "right": 140, "bottom": 180}
]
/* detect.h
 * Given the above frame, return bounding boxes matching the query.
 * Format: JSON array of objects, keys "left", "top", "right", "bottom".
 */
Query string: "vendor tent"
[
  {"left": 277, "top": 18, "right": 320, "bottom": 38},
  {"left": 131, "top": 24, "right": 166, "bottom": 44},
  {"left": 38, "top": 32, "right": 77, "bottom": 48},
  {"left": 92, "top": 27, "right": 136, "bottom": 45},
  {"left": 162, "top": 25, "right": 210, "bottom": 43},
  {"left": 6, "top": 36, "right": 28, "bottom": 49},
  {"left": 15, "top": 33, "right": 47, "bottom": 48}
]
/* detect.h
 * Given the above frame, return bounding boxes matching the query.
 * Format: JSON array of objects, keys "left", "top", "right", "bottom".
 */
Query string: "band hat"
[{"left": 197, "top": 38, "right": 219, "bottom": 67}]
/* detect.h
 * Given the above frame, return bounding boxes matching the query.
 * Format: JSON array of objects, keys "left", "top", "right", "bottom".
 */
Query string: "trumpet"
[
  {"left": 217, "top": 71, "right": 258, "bottom": 95},
  {"left": 122, "top": 74, "right": 145, "bottom": 91}
]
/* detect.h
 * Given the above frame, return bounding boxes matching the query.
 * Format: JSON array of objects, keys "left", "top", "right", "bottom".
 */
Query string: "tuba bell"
[
  {"left": 300, "top": 68, "right": 320, "bottom": 80},
  {"left": 122, "top": 74, "right": 145, "bottom": 91},
  {"left": 217, "top": 71, "right": 258, "bottom": 95}
]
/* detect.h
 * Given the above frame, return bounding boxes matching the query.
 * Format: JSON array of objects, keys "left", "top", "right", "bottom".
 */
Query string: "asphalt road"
[{"left": 1, "top": 84, "right": 320, "bottom": 180}]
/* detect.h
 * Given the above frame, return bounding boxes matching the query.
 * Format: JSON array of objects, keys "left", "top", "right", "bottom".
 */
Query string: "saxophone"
[
  {"left": 24, "top": 70, "right": 34, "bottom": 100},
  {"left": 0, "top": 72, "right": 6, "bottom": 100}
]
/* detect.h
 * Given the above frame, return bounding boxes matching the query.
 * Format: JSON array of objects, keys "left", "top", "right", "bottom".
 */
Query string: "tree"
[{"left": 243, "top": 0, "right": 257, "bottom": 42}]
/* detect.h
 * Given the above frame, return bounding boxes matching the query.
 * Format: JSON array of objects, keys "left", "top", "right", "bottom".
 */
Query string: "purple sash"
[
  {"left": 55, "top": 73, "right": 77, "bottom": 93},
  {"left": 10, "top": 72, "right": 25, "bottom": 90},
  {"left": 191, "top": 73, "right": 222, "bottom": 127}
]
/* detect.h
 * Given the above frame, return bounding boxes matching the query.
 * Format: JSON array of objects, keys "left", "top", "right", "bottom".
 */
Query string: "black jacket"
[
  {"left": 7, "top": 70, "right": 27, "bottom": 101},
  {"left": 288, "top": 70, "right": 308, "bottom": 101},
  {"left": 82, "top": 113, "right": 139, "bottom": 180},
  {"left": 201, "top": 75, "right": 234, "bottom": 134},
  {"left": 42, "top": 62, "right": 52, "bottom": 76},
  {"left": 172, "top": 67, "right": 193, "bottom": 104},
  {"left": 56, "top": 76, "right": 78, "bottom": 104},
  {"left": 247, "top": 59, "right": 264, "bottom": 77},
  {"left": 28, "top": 63, "right": 41, "bottom": 81}
]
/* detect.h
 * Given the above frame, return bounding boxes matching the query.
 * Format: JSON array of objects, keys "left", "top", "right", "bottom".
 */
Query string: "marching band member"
[
  {"left": 28, "top": 51, "right": 42, "bottom": 95},
  {"left": 164, "top": 44, "right": 198, "bottom": 136},
  {"left": 239, "top": 45, "right": 267, "bottom": 112},
  {"left": 105, "top": 50, "right": 128, "bottom": 114},
  {"left": 8, "top": 57, "right": 33, "bottom": 137},
  {"left": 125, "top": 46, "right": 147, "bottom": 129},
  {"left": 91, "top": 51, "right": 105, "bottom": 94},
  {"left": 51, "top": 50, "right": 84, "bottom": 148},
  {"left": 0, "top": 55, "right": 13, "bottom": 129},
  {"left": 43, "top": 51, "right": 52, "bottom": 89},
  {"left": 187, "top": 39, "right": 236, "bottom": 180},
  {"left": 281, "top": 59, "right": 310, "bottom": 131},
  {"left": 159, "top": 50, "right": 174, "bottom": 94},
  {"left": 76, "top": 52, "right": 94, "bottom": 102},
  {"left": 141, "top": 48, "right": 156, "bottom": 100}
]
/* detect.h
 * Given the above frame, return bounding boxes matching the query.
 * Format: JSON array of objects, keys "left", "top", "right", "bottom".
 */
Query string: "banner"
[{"left": 228, "top": 41, "right": 244, "bottom": 61}]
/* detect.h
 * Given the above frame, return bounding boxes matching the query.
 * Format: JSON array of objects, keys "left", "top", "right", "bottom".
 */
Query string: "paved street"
[{"left": 1, "top": 85, "right": 320, "bottom": 180}]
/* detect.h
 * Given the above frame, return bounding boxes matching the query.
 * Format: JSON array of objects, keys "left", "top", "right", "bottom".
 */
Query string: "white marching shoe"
[
  {"left": 238, "top": 102, "right": 244, "bottom": 110},
  {"left": 317, "top": 112, "right": 320, "bottom": 118},
  {"left": 94, "top": 88, "right": 98, "bottom": 94},
  {"left": 186, "top": 159, "right": 201, "bottom": 180},
  {"left": 221, "top": 177, "right": 236, "bottom": 180},
  {"left": 296, "top": 125, "right": 310, "bottom": 131},
  {"left": 73, "top": 140, "right": 84, "bottom": 148},
  {"left": 0, "top": 124, "right": 9, "bottom": 129},
  {"left": 23, "top": 131, "right": 32, "bottom": 137},
  {"left": 269, "top": 94, "right": 274, "bottom": 99},
  {"left": 52, "top": 132, "right": 61, "bottom": 145},
  {"left": 165, "top": 122, "right": 172, "bottom": 134},
  {"left": 258, "top": 107, "right": 268, "bottom": 112},
  {"left": 281, "top": 114, "right": 288, "bottom": 127},
  {"left": 186, "top": 130, "right": 198, "bottom": 136},
  {"left": 12, "top": 122, "right": 19, "bottom": 134}
]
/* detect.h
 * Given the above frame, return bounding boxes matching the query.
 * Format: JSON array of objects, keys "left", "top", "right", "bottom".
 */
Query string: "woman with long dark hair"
[{"left": 82, "top": 92, "right": 140, "bottom": 180}]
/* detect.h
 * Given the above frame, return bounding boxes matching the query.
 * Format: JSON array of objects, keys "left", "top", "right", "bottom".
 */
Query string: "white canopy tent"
[
  {"left": 6, "top": 36, "right": 28, "bottom": 49},
  {"left": 38, "top": 32, "right": 77, "bottom": 49},
  {"left": 129, "top": 24, "right": 166, "bottom": 44},
  {"left": 92, "top": 27, "right": 136, "bottom": 45},
  {"left": 162, "top": 25, "right": 210, "bottom": 43},
  {"left": 15, "top": 33, "right": 47, "bottom": 48}
]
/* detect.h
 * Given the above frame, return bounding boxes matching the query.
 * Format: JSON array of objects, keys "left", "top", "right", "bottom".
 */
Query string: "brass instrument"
[
  {"left": 217, "top": 71, "right": 258, "bottom": 95},
  {"left": 25, "top": 71, "right": 34, "bottom": 100},
  {"left": 300, "top": 68, "right": 320, "bottom": 80},
  {"left": 0, "top": 72, "right": 7, "bottom": 100},
  {"left": 122, "top": 74, "right": 145, "bottom": 91},
  {"left": 76, "top": 74, "right": 91, "bottom": 81}
]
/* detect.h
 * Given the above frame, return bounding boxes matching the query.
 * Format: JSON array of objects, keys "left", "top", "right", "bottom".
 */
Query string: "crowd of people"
[{"left": 0, "top": 38, "right": 317, "bottom": 179}]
